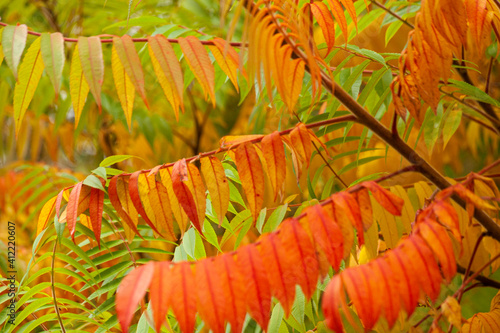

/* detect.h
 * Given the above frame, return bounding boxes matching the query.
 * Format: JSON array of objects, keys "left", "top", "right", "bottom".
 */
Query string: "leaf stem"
[{"left": 369, "top": 0, "right": 415, "bottom": 29}]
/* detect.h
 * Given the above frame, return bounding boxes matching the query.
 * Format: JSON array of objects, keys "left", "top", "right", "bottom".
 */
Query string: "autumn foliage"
[{"left": 2, "top": 0, "right": 500, "bottom": 332}]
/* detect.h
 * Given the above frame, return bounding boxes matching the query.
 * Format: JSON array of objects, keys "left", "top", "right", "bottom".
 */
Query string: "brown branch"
[{"left": 457, "top": 265, "right": 500, "bottom": 289}]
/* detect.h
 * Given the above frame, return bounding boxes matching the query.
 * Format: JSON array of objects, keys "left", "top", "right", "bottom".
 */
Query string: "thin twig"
[
  {"left": 0, "top": 21, "right": 245, "bottom": 47},
  {"left": 51, "top": 242, "right": 67, "bottom": 333},
  {"left": 370, "top": 0, "right": 415, "bottom": 29}
]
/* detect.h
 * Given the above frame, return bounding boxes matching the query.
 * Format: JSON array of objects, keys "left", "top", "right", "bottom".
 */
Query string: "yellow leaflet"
[
  {"left": 111, "top": 45, "right": 135, "bottom": 130},
  {"left": 372, "top": 196, "right": 399, "bottom": 249},
  {"left": 159, "top": 168, "right": 189, "bottom": 236},
  {"left": 200, "top": 157, "right": 229, "bottom": 225},
  {"left": 37, "top": 196, "right": 57, "bottom": 236},
  {"left": 390, "top": 185, "right": 415, "bottom": 234},
  {"left": 70, "top": 45, "right": 90, "bottom": 128},
  {"left": 14, "top": 37, "right": 44, "bottom": 136}
]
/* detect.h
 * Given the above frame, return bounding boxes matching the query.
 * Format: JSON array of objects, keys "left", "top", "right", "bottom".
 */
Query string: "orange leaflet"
[
  {"left": 432, "top": 199, "right": 461, "bottom": 241},
  {"left": 283, "top": 58, "right": 305, "bottom": 111},
  {"left": 108, "top": 175, "right": 140, "bottom": 236},
  {"left": 113, "top": 35, "right": 149, "bottom": 108},
  {"left": 304, "top": 205, "right": 343, "bottom": 270},
  {"left": 237, "top": 244, "right": 272, "bottom": 331},
  {"left": 279, "top": 219, "right": 319, "bottom": 300},
  {"left": 370, "top": 259, "right": 399, "bottom": 328},
  {"left": 148, "top": 35, "right": 184, "bottom": 120},
  {"left": 466, "top": 0, "right": 491, "bottom": 54},
  {"left": 310, "top": 2, "right": 335, "bottom": 54},
  {"left": 200, "top": 156, "right": 229, "bottom": 224},
  {"left": 150, "top": 262, "right": 173, "bottom": 332},
  {"left": 178, "top": 36, "right": 216, "bottom": 107},
  {"left": 340, "top": 0, "right": 357, "bottom": 29},
  {"left": 129, "top": 171, "right": 162, "bottom": 236},
  {"left": 327, "top": 200, "right": 354, "bottom": 259},
  {"left": 78, "top": 36, "right": 104, "bottom": 111},
  {"left": 170, "top": 262, "right": 197, "bottom": 333},
  {"left": 116, "top": 263, "right": 155, "bottom": 333},
  {"left": 343, "top": 266, "right": 379, "bottom": 330},
  {"left": 322, "top": 276, "right": 346, "bottom": 333},
  {"left": 333, "top": 192, "right": 364, "bottom": 246},
  {"left": 212, "top": 37, "right": 247, "bottom": 79},
  {"left": 89, "top": 188, "right": 104, "bottom": 248},
  {"left": 259, "top": 233, "right": 296, "bottom": 316},
  {"left": 196, "top": 259, "right": 226, "bottom": 333},
  {"left": 261, "top": 131, "right": 286, "bottom": 201},
  {"left": 361, "top": 181, "right": 404, "bottom": 216},
  {"left": 234, "top": 143, "right": 265, "bottom": 221},
  {"left": 289, "top": 123, "right": 313, "bottom": 169},
  {"left": 219, "top": 134, "right": 264, "bottom": 148},
  {"left": 215, "top": 254, "right": 246, "bottom": 333},
  {"left": 37, "top": 195, "right": 57, "bottom": 236},
  {"left": 172, "top": 159, "right": 204, "bottom": 234},
  {"left": 326, "top": 0, "right": 349, "bottom": 43},
  {"left": 145, "top": 174, "right": 177, "bottom": 241}
]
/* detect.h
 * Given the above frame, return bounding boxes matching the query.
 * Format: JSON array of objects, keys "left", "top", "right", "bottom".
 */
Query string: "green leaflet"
[
  {"left": 78, "top": 36, "right": 104, "bottom": 110},
  {"left": 2, "top": 24, "right": 28, "bottom": 79},
  {"left": 14, "top": 37, "right": 44, "bottom": 136},
  {"left": 40, "top": 32, "right": 65, "bottom": 96}
]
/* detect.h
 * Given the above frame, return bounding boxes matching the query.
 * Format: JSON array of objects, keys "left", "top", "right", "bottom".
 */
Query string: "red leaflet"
[
  {"left": 89, "top": 187, "right": 104, "bottom": 248},
  {"left": 237, "top": 244, "right": 272, "bottom": 331},
  {"left": 362, "top": 181, "right": 404, "bottom": 216},
  {"left": 117, "top": 263, "right": 155, "bottom": 333},
  {"left": 196, "top": 259, "right": 226, "bottom": 333},
  {"left": 55, "top": 188, "right": 65, "bottom": 218},
  {"left": 172, "top": 159, "right": 203, "bottom": 234},
  {"left": 259, "top": 233, "right": 296, "bottom": 316},
  {"left": 129, "top": 171, "right": 162, "bottom": 235},
  {"left": 67, "top": 182, "right": 83, "bottom": 241},
  {"left": 279, "top": 219, "right": 319, "bottom": 300},
  {"left": 108, "top": 175, "right": 140, "bottom": 235},
  {"left": 234, "top": 143, "right": 265, "bottom": 221},
  {"left": 403, "top": 236, "right": 442, "bottom": 301},
  {"left": 417, "top": 221, "right": 456, "bottom": 283},
  {"left": 186, "top": 163, "right": 206, "bottom": 232},
  {"left": 215, "top": 254, "right": 246, "bottom": 333},
  {"left": 306, "top": 205, "right": 344, "bottom": 270},
  {"left": 261, "top": 131, "right": 286, "bottom": 201},
  {"left": 170, "top": 262, "right": 197, "bottom": 333},
  {"left": 150, "top": 262, "right": 173, "bottom": 332}
]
